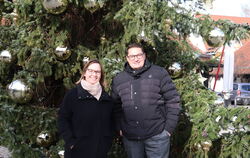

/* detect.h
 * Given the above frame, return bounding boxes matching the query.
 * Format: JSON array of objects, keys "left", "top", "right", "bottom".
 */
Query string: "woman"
[{"left": 58, "top": 59, "right": 114, "bottom": 158}]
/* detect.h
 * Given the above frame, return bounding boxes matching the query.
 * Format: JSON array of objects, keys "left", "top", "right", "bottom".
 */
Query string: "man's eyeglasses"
[
  {"left": 87, "top": 69, "right": 101, "bottom": 75},
  {"left": 127, "top": 53, "right": 144, "bottom": 60}
]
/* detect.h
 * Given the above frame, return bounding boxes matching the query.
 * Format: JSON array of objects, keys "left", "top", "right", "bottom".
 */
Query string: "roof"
[
  {"left": 209, "top": 15, "right": 250, "bottom": 24},
  {"left": 234, "top": 40, "right": 250, "bottom": 74}
]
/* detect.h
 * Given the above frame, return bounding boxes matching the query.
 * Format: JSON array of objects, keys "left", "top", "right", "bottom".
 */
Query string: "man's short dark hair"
[{"left": 126, "top": 43, "right": 145, "bottom": 56}]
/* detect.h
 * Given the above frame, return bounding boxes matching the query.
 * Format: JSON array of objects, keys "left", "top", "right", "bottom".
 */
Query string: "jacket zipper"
[{"left": 131, "top": 84, "right": 133, "bottom": 100}]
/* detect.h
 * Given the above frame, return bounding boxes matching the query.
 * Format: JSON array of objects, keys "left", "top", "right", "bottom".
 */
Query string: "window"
[
  {"left": 233, "top": 84, "right": 238, "bottom": 90},
  {"left": 241, "top": 85, "right": 250, "bottom": 91}
]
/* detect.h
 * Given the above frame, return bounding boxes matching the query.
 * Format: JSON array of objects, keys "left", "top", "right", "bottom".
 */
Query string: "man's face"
[{"left": 126, "top": 47, "right": 146, "bottom": 70}]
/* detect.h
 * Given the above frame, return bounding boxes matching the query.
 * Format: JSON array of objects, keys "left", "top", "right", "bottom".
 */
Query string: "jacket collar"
[
  {"left": 76, "top": 84, "right": 111, "bottom": 101},
  {"left": 124, "top": 59, "right": 151, "bottom": 78}
]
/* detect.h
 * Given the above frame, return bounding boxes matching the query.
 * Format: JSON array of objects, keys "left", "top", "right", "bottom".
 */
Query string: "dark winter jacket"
[
  {"left": 111, "top": 60, "right": 180, "bottom": 140},
  {"left": 58, "top": 84, "right": 114, "bottom": 158}
]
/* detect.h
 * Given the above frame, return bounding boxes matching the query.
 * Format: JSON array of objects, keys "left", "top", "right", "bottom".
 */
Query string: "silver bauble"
[
  {"left": 36, "top": 131, "right": 55, "bottom": 147},
  {"left": 201, "top": 140, "right": 212, "bottom": 151},
  {"left": 98, "top": 0, "right": 105, "bottom": 8},
  {"left": 169, "top": 62, "right": 182, "bottom": 78},
  {"left": 194, "top": 143, "right": 202, "bottom": 150},
  {"left": 7, "top": 79, "right": 33, "bottom": 104},
  {"left": 84, "top": 0, "right": 100, "bottom": 13},
  {"left": 58, "top": 150, "right": 65, "bottom": 158},
  {"left": 206, "top": 28, "right": 224, "bottom": 47},
  {"left": 0, "top": 50, "right": 12, "bottom": 63},
  {"left": 42, "top": 0, "right": 68, "bottom": 15},
  {"left": 82, "top": 57, "right": 89, "bottom": 64},
  {"left": 54, "top": 46, "right": 71, "bottom": 60},
  {"left": 138, "top": 30, "right": 149, "bottom": 42}
]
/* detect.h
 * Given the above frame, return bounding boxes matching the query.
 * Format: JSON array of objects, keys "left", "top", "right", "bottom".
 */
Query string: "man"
[{"left": 112, "top": 43, "right": 180, "bottom": 158}]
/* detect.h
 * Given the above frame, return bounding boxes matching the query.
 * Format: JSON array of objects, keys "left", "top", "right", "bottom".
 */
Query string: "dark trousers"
[{"left": 123, "top": 130, "right": 170, "bottom": 158}]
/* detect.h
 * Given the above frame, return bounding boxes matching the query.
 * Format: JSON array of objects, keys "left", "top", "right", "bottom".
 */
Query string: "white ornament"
[
  {"left": 84, "top": 0, "right": 100, "bottom": 13},
  {"left": 215, "top": 116, "right": 221, "bottom": 122},
  {"left": 232, "top": 116, "right": 237, "bottom": 122},
  {"left": 38, "top": 133, "right": 49, "bottom": 139},
  {"left": 83, "top": 57, "right": 89, "bottom": 63},
  {"left": 58, "top": 150, "right": 65, "bottom": 158},
  {"left": 43, "top": 0, "right": 63, "bottom": 9},
  {"left": 43, "top": 0, "right": 68, "bottom": 14},
  {"left": 0, "top": 50, "right": 12, "bottom": 62},
  {"left": 169, "top": 62, "right": 181, "bottom": 71},
  {"left": 36, "top": 131, "right": 54, "bottom": 147}
]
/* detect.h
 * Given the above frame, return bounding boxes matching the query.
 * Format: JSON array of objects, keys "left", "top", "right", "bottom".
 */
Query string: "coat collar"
[
  {"left": 124, "top": 59, "right": 151, "bottom": 78},
  {"left": 76, "top": 84, "right": 111, "bottom": 101}
]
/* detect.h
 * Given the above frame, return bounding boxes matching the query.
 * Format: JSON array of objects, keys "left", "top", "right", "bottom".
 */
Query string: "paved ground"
[{"left": 0, "top": 146, "right": 11, "bottom": 158}]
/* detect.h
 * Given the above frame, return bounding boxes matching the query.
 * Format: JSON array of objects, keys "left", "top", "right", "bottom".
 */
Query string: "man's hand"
[
  {"left": 166, "top": 131, "right": 171, "bottom": 137},
  {"left": 119, "top": 130, "right": 123, "bottom": 136}
]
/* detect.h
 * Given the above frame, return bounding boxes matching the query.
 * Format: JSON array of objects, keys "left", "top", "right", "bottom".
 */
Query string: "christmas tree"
[{"left": 0, "top": 0, "right": 250, "bottom": 157}]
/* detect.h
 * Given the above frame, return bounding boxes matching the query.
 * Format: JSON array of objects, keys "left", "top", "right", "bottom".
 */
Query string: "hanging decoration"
[
  {"left": 169, "top": 62, "right": 182, "bottom": 78},
  {"left": 42, "top": 0, "right": 68, "bottom": 15},
  {"left": 54, "top": 46, "right": 71, "bottom": 60},
  {"left": 10, "top": 8, "right": 18, "bottom": 24},
  {"left": 84, "top": 0, "right": 100, "bottom": 13},
  {"left": 0, "top": 50, "right": 12, "bottom": 63},
  {"left": 7, "top": 79, "right": 33, "bottom": 104},
  {"left": 201, "top": 140, "right": 212, "bottom": 151},
  {"left": 205, "top": 28, "right": 225, "bottom": 47},
  {"left": 58, "top": 150, "right": 64, "bottom": 158},
  {"left": 83, "top": 57, "right": 89, "bottom": 64},
  {"left": 138, "top": 30, "right": 149, "bottom": 42},
  {"left": 36, "top": 130, "right": 55, "bottom": 147},
  {"left": 100, "top": 35, "right": 107, "bottom": 44},
  {"left": 98, "top": 0, "right": 106, "bottom": 8},
  {"left": 165, "top": 19, "right": 172, "bottom": 31}
]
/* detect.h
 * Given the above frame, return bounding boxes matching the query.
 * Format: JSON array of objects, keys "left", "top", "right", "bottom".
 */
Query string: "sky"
[
  {"left": 172, "top": 0, "right": 250, "bottom": 17},
  {"left": 207, "top": 0, "right": 250, "bottom": 17}
]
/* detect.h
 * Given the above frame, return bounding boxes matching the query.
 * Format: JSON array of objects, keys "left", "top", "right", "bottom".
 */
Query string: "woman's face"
[{"left": 84, "top": 63, "right": 102, "bottom": 85}]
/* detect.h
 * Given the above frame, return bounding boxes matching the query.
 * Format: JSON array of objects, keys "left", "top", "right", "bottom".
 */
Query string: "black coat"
[
  {"left": 58, "top": 84, "right": 114, "bottom": 158},
  {"left": 111, "top": 60, "right": 180, "bottom": 140}
]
